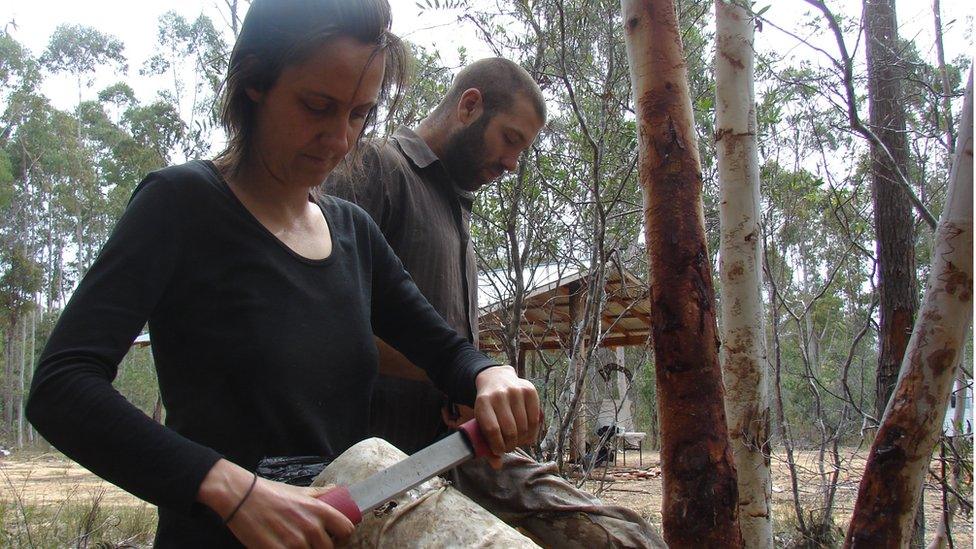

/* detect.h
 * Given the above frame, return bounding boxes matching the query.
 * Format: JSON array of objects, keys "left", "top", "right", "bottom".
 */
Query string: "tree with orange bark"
[{"left": 622, "top": 0, "right": 742, "bottom": 546}]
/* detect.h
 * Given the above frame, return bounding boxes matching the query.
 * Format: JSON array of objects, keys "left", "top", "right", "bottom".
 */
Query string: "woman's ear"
[
  {"left": 241, "top": 55, "right": 265, "bottom": 103},
  {"left": 245, "top": 87, "right": 263, "bottom": 103}
]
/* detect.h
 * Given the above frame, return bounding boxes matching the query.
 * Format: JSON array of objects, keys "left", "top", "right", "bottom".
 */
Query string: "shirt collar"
[
  {"left": 393, "top": 126, "right": 476, "bottom": 202},
  {"left": 393, "top": 126, "right": 439, "bottom": 169}
]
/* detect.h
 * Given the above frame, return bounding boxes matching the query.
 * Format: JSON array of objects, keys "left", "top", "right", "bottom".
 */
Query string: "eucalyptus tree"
[
  {"left": 623, "top": 0, "right": 742, "bottom": 545},
  {"left": 40, "top": 24, "right": 127, "bottom": 133},
  {"left": 863, "top": 0, "right": 918, "bottom": 440},
  {"left": 74, "top": 92, "right": 174, "bottom": 253},
  {"left": 0, "top": 247, "right": 41, "bottom": 434},
  {"left": 715, "top": 1, "right": 772, "bottom": 545},
  {"left": 861, "top": 4, "right": 929, "bottom": 536},
  {"left": 379, "top": 43, "right": 454, "bottom": 136},
  {"left": 40, "top": 25, "right": 127, "bottom": 281},
  {"left": 217, "top": 0, "right": 251, "bottom": 38},
  {"left": 530, "top": 0, "right": 648, "bottom": 466},
  {"left": 142, "top": 11, "right": 228, "bottom": 161},
  {"left": 0, "top": 28, "right": 176, "bottom": 445},
  {"left": 0, "top": 32, "right": 41, "bottom": 143},
  {"left": 753, "top": 47, "right": 880, "bottom": 542},
  {"left": 927, "top": 7, "right": 972, "bottom": 547},
  {"left": 1, "top": 34, "right": 45, "bottom": 439},
  {"left": 846, "top": 70, "right": 973, "bottom": 549}
]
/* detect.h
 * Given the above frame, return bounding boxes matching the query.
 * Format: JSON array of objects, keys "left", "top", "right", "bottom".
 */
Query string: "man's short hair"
[{"left": 434, "top": 57, "right": 546, "bottom": 122}]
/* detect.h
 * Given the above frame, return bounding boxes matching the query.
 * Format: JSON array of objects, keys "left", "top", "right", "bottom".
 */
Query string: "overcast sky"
[{"left": 1, "top": 1, "right": 971, "bottom": 115}]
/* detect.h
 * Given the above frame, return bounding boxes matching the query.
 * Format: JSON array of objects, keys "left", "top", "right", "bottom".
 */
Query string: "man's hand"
[
  {"left": 198, "top": 459, "right": 355, "bottom": 548},
  {"left": 473, "top": 365, "right": 541, "bottom": 469}
]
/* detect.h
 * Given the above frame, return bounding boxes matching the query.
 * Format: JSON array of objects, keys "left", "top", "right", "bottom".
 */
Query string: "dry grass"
[{"left": 1, "top": 452, "right": 155, "bottom": 548}]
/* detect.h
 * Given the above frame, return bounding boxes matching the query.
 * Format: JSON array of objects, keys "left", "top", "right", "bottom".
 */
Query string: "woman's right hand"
[{"left": 198, "top": 458, "right": 354, "bottom": 548}]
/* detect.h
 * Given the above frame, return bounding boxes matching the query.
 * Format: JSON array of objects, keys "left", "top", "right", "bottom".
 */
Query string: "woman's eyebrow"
[{"left": 306, "top": 90, "right": 378, "bottom": 109}]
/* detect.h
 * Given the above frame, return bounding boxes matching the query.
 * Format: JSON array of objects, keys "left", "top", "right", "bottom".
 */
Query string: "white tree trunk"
[
  {"left": 28, "top": 309, "right": 36, "bottom": 444},
  {"left": 715, "top": 1, "right": 773, "bottom": 546},
  {"left": 17, "top": 318, "right": 26, "bottom": 448},
  {"left": 845, "top": 69, "right": 974, "bottom": 547}
]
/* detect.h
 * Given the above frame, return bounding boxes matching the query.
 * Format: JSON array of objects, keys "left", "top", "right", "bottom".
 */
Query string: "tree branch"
[{"left": 802, "top": 0, "right": 938, "bottom": 229}]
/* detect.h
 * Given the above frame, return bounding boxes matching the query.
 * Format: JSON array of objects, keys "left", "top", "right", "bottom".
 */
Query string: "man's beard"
[{"left": 441, "top": 114, "right": 493, "bottom": 191}]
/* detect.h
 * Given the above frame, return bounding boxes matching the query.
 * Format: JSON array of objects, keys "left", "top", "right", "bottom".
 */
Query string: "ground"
[
  {"left": 1, "top": 447, "right": 972, "bottom": 547},
  {"left": 584, "top": 448, "right": 973, "bottom": 547}
]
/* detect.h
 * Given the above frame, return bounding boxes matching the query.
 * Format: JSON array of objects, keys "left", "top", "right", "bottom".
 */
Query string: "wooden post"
[{"left": 568, "top": 282, "right": 588, "bottom": 463}]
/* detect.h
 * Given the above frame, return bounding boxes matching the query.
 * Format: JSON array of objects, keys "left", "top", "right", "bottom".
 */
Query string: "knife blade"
[{"left": 317, "top": 418, "right": 490, "bottom": 524}]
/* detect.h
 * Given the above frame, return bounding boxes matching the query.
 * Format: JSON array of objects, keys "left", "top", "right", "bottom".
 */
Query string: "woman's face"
[{"left": 246, "top": 36, "right": 385, "bottom": 188}]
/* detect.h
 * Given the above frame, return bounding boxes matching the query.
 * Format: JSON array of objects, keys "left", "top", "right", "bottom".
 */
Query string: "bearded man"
[{"left": 323, "top": 57, "right": 664, "bottom": 548}]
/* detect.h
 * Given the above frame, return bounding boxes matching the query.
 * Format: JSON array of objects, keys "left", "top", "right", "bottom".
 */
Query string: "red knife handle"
[
  {"left": 317, "top": 486, "right": 363, "bottom": 525},
  {"left": 458, "top": 418, "right": 492, "bottom": 458}
]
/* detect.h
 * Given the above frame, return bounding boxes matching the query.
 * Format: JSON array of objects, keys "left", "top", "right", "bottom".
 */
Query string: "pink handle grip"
[
  {"left": 317, "top": 486, "right": 363, "bottom": 525},
  {"left": 457, "top": 418, "right": 492, "bottom": 458}
]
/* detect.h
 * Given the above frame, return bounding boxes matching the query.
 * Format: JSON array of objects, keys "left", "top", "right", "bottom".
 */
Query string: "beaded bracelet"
[{"left": 224, "top": 471, "right": 258, "bottom": 525}]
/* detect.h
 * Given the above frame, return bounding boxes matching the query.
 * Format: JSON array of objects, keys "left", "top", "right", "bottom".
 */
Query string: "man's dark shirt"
[
  {"left": 324, "top": 128, "right": 480, "bottom": 452},
  {"left": 325, "top": 127, "right": 479, "bottom": 345}
]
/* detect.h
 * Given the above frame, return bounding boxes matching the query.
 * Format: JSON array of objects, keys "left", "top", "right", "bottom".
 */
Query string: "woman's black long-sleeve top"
[{"left": 26, "top": 160, "right": 498, "bottom": 546}]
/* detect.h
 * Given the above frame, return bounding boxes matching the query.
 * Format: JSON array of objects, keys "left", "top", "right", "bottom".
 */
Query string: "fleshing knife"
[{"left": 316, "top": 418, "right": 491, "bottom": 524}]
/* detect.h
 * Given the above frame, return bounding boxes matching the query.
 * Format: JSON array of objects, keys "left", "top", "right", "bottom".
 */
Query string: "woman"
[{"left": 26, "top": 1, "right": 540, "bottom": 547}]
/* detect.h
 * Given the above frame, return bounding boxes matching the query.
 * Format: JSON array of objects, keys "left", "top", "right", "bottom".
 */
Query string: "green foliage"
[
  {"left": 416, "top": 0, "right": 467, "bottom": 11},
  {"left": 40, "top": 24, "right": 127, "bottom": 85},
  {"left": 141, "top": 11, "right": 227, "bottom": 160},
  {"left": 0, "top": 247, "right": 42, "bottom": 320},
  {"left": 0, "top": 29, "right": 182, "bottom": 448},
  {"left": 0, "top": 3, "right": 972, "bottom": 540},
  {"left": 381, "top": 43, "right": 454, "bottom": 135},
  {"left": 0, "top": 150, "right": 12, "bottom": 210},
  {"left": 114, "top": 347, "right": 160, "bottom": 416},
  {"left": 0, "top": 31, "right": 42, "bottom": 110}
]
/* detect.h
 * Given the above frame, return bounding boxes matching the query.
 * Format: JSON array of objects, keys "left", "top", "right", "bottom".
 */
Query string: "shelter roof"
[{"left": 477, "top": 263, "right": 651, "bottom": 352}]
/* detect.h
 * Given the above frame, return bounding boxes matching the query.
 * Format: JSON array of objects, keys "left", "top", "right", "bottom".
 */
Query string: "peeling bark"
[
  {"left": 715, "top": 1, "right": 772, "bottom": 547},
  {"left": 845, "top": 70, "right": 974, "bottom": 548},
  {"left": 622, "top": 0, "right": 742, "bottom": 546}
]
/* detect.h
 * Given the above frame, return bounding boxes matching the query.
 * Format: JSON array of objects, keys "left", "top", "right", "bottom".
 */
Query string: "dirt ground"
[
  {"left": 0, "top": 451, "right": 146, "bottom": 509},
  {"left": 2, "top": 447, "right": 972, "bottom": 546},
  {"left": 584, "top": 448, "right": 973, "bottom": 547}
]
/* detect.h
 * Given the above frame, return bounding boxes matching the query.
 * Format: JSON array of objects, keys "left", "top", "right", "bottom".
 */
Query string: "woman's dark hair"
[{"left": 215, "top": 0, "right": 407, "bottom": 175}]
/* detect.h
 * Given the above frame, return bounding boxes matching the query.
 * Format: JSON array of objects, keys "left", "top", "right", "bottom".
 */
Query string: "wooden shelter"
[
  {"left": 477, "top": 263, "right": 652, "bottom": 354},
  {"left": 477, "top": 263, "right": 652, "bottom": 460}
]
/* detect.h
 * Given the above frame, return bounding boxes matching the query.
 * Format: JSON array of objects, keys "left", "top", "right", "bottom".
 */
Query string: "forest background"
[{"left": 0, "top": 0, "right": 972, "bottom": 547}]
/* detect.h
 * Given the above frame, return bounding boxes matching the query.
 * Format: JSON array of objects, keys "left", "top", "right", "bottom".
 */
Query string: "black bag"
[{"left": 256, "top": 455, "right": 332, "bottom": 486}]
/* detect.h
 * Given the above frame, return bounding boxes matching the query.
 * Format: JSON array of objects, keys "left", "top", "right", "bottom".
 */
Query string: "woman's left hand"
[{"left": 473, "top": 365, "right": 541, "bottom": 469}]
